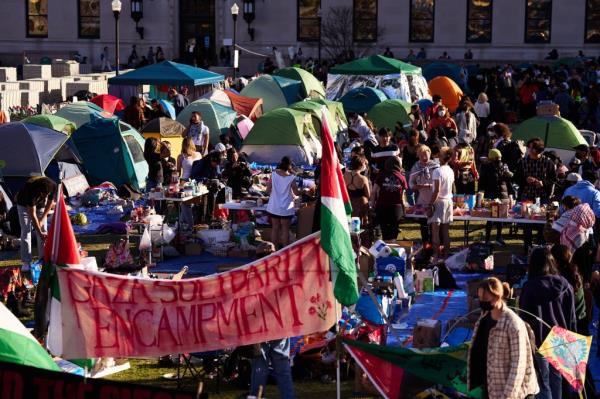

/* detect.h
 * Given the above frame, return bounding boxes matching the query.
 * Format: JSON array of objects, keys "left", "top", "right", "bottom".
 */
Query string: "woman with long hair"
[
  {"left": 343, "top": 155, "right": 370, "bottom": 225},
  {"left": 143, "top": 137, "right": 162, "bottom": 190},
  {"left": 468, "top": 277, "right": 539, "bottom": 399},
  {"left": 177, "top": 137, "right": 202, "bottom": 180},
  {"left": 266, "top": 156, "right": 300, "bottom": 249},
  {"left": 371, "top": 156, "right": 407, "bottom": 240}
]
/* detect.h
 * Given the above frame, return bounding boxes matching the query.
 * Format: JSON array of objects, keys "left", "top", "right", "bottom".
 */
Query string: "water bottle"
[{"left": 393, "top": 272, "right": 407, "bottom": 299}]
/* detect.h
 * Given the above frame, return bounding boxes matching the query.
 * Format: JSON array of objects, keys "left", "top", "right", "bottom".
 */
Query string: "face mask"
[
  {"left": 479, "top": 301, "right": 493, "bottom": 312},
  {"left": 438, "top": 110, "right": 445, "bottom": 117}
]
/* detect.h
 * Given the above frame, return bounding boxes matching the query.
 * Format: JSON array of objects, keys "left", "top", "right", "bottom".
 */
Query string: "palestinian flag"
[
  {"left": 0, "top": 301, "right": 60, "bottom": 371},
  {"left": 343, "top": 339, "right": 483, "bottom": 399},
  {"left": 319, "top": 108, "right": 358, "bottom": 306},
  {"left": 41, "top": 186, "right": 81, "bottom": 356}
]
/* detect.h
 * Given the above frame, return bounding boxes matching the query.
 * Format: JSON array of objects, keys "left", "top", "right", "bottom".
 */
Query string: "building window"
[
  {"left": 26, "top": 0, "right": 48, "bottom": 38},
  {"left": 297, "top": 0, "right": 321, "bottom": 42},
  {"left": 79, "top": 0, "right": 100, "bottom": 39},
  {"left": 466, "top": 0, "right": 492, "bottom": 43},
  {"left": 585, "top": 0, "right": 600, "bottom": 43},
  {"left": 525, "top": 0, "right": 551, "bottom": 43},
  {"left": 353, "top": 0, "right": 377, "bottom": 42},
  {"left": 409, "top": 0, "right": 434, "bottom": 42}
]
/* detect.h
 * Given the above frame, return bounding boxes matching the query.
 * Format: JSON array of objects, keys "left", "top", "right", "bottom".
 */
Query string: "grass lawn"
[{"left": 1, "top": 218, "right": 526, "bottom": 398}]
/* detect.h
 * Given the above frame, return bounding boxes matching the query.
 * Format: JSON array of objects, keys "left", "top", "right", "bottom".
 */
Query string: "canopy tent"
[
  {"left": 176, "top": 99, "right": 237, "bottom": 144},
  {"left": 22, "top": 114, "right": 76, "bottom": 135},
  {"left": 274, "top": 67, "right": 326, "bottom": 98},
  {"left": 107, "top": 61, "right": 224, "bottom": 86},
  {"left": 0, "top": 122, "right": 69, "bottom": 177},
  {"left": 241, "top": 108, "right": 320, "bottom": 165},
  {"left": 340, "top": 87, "right": 388, "bottom": 114},
  {"left": 72, "top": 118, "right": 149, "bottom": 190},
  {"left": 422, "top": 62, "right": 466, "bottom": 88},
  {"left": 90, "top": 94, "right": 126, "bottom": 114},
  {"left": 428, "top": 76, "right": 464, "bottom": 113},
  {"left": 514, "top": 115, "right": 586, "bottom": 153},
  {"left": 140, "top": 117, "right": 186, "bottom": 159},
  {"left": 240, "top": 75, "right": 302, "bottom": 112},
  {"left": 367, "top": 99, "right": 413, "bottom": 130},
  {"left": 55, "top": 101, "right": 113, "bottom": 129},
  {"left": 326, "top": 55, "right": 428, "bottom": 101},
  {"left": 202, "top": 89, "right": 263, "bottom": 120}
]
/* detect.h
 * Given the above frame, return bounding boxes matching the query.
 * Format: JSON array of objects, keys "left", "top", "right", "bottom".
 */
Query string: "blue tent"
[
  {"left": 72, "top": 118, "right": 148, "bottom": 190},
  {"left": 339, "top": 87, "right": 388, "bottom": 114},
  {"left": 423, "top": 62, "right": 465, "bottom": 88},
  {"left": 417, "top": 98, "right": 433, "bottom": 113},
  {"left": 108, "top": 61, "right": 224, "bottom": 86}
]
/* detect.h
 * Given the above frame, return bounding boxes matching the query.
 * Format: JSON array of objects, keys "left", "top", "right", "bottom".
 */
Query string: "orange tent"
[
  {"left": 428, "top": 76, "right": 463, "bottom": 113},
  {"left": 202, "top": 89, "right": 263, "bottom": 121}
]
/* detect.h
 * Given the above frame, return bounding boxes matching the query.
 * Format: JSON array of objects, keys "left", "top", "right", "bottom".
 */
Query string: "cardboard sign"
[
  {"left": 57, "top": 233, "right": 337, "bottom": 358},
  {"left": 0, "top": 360, "right": 193, "bottom": 399}
]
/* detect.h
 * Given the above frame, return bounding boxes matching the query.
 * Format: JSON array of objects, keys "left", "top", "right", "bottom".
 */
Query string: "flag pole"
[{"left": 335, "top": 294, "right": 341, "bottom": 399}]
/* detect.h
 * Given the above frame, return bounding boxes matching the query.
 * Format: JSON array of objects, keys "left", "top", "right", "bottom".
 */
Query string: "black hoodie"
[{"left": 519, "top": 274, "right": 576, "bottom": 346}]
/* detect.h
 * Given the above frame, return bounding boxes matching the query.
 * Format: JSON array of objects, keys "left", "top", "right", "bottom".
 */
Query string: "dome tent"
[
  {"left": 428, "top": 76, "right": 463, "bottom": 113},
  {"left": 201, "top": 89, "right": 263, "bottom": 120},
  {"left": 274, "top": 67, "right": 326, "bottom": 98},
  {"left": 339, "top": 87, "right": 388, "bottom": 114},
  {"left": 240, "top": 75, "right": 302, "bottom": 112},
  {"left": 241, "top": 108, "right": 320, "bottom": 165},
  {"left": 176, "top": 99, "right": 237, "bottom": 145},
  {"left": 55, "top": 101, "right": 113, "bottom": 129},
  {"left": 367, "top": 99, "right": 413, "bottom": 130}
]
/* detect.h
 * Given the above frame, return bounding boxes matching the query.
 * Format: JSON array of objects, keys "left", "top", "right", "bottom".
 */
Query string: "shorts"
[
  {"left": 268, "top": 212, "right": 294, "bottom": 220},
  {"left": 428, "top": 198, "right": 453, "bottom": 224}
]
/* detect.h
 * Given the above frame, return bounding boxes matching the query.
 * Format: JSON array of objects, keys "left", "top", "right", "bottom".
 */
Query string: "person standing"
[
  {"left": 371, "top": 128, "right": 400, "bottom": 176},
  {"left": 16, "top": 177, "right": 56, "bottom": 271},
  {"left": 123, "top": 97, "right": 145, "bottom": 130},
  {"left": 266, "top": 157, "right": 300, "bottom": 249},
  {"left": 143, "top": 138, "right": 163, "bottom": 190},
  {"left": 168, "top": 88, "right": 189, "bottom": 116},
  {"left": 183, "top": 111, "right": 210, "bottom": 156},
  {"left": 156, "top": 47, "right": 165, "bottom": 62},
  {"left": 493, "top": 123, "right": 523, "bottom": 173},
  {"left": 468, "top": 277, "right": 539, "bottom": 399},
  {"left": 455, "top": 98, "right": 478, "bottom": 146},
  {"left": 371, "top": 156, "right": 407, "bottom": 241},
  {"left": 474, "top": 93, "right": 490, "bottom": 145},
  {"left": 428, "top": 105, "right": 458, "bottom": 136},
  {"left": 343, "top": 155, "right": 370, "bottom": 225},
  {"left": 222, "top": 148, "right": 252, "bottom": 199},
  {"left": 147, "top": 46, "right": 155, "bottom": 64},
  {"left": 480, "top": 149, "right": 514, "bottom": 244},
  {"left": 402, "top": 129, "right": 421, "bottom": 178},
  {"left": 409, "top": 145, "right": 438, "bottom": 244},
  {"left": 428, "top": 147, "right": 454, "bottom": 258},
  {"left": 160, "top": 141, "right": 176, "bottom": 186},
  {"left": 249, "top": 338, "right": 295, "bottom": 399},
  {"left": 100, "top": 46, "right": 111, "bottom": 72}
]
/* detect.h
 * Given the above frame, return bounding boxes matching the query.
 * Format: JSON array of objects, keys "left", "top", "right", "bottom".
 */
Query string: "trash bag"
[
  {"left": 139, "top": 227, "right": 152, "bottom": 252},
  {"left": 445, "top": 248, "right": 469, "bottom": 271},
  {"left": 150, "top": 224, "right": 176, "bottom": 245}
]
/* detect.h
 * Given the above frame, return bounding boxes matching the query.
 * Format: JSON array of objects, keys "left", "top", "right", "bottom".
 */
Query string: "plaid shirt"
[
  {"left": 515, "top": 155, "right": 556, "bottom": 201},
  {"left": 468, "top": 307, "right": 539, "bottom": 399}
]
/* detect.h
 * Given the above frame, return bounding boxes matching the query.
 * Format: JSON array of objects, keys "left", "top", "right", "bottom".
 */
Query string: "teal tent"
[
  {"left": 108, "top": 61, "right": 224, "bottom": 86},
  {"left": 339, "top": 87, "right": 388, "bottom": 114},
  {"left": 176, "top": 99, "right": 237, "bottom": 144},
  {"left": 423, "top": 62, "right": 465, "bottom": 88},
  {"left": 72, "top": 118, "right": 148, "bottom": 190},
  {"left": 240, "top": 75, "right": 302, "bottom": 112}
]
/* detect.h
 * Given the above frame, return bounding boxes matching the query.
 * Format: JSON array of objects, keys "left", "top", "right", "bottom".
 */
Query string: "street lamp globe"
[
  {"left": 231, "top": 3, "right": 239, "bottom": 17},
  {"left": 111, "top": 0, "right": 122, "bottom": 13}
]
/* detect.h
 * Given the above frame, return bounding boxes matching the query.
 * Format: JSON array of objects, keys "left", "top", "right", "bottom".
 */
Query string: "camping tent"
[
  {"left": 55, "top": 101, "right": 113, "bottom": 129},
  {"left": 422, "top": 62, "right": 466, "bottom": 88},
  {"left": 90, "top": 94, "right": 126, "bottom": 114},
  {"left": 0, "top": 122, "right": 69, "bottom": 177},
  {"left": 107, "top": 61, "right": 224, "bottom": 86},
  {"left": 428, "top": 76, "right": 463, "bottom": 112},
  {"left": 241, "top": 108, "right": 320, "bottom": 165},
  {"left": 202, "top": 89, "right": 263, "bottom": 120},
  {"left": 340, "top": 87, "right": 388, "bottom": 114},
  {"left": 72, "top": 118, "right": 148, "bottom": 190},
  {"left": 176, "top": 99, "right": 237, "bottom": 144},
  {"left": 326, "top": 55, "right": 429, "bottom": 101},
  {"left": 367, "top": 99, "right": 413, "bottom": 130},
  {"left": 274, "top": 67, "right": 326, "bottom": 98},
  {"left": 140, "top": 117, "right": 186, "bottom": 159},
  {"left": 22, "top": 115, "right": 76, "bottom": 135},
  {"left": 240, "top": 75, "right": 302, "bottom": 112},
  {"left": 513, "top": 115, "right": 586, "bottom": 161}
]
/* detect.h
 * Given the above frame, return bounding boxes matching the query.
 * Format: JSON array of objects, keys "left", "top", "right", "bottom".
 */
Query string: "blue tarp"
[{"left": 108, "top": 61, "right": 224, "bottom": 86}]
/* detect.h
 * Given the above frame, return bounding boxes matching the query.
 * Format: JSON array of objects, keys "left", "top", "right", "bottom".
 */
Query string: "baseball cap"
[
  {"left": 214, "top": 143, "right": 227, "bottom": 153},
  {"left": 566, "top": 173, "right": 582, "bottom": 182}
]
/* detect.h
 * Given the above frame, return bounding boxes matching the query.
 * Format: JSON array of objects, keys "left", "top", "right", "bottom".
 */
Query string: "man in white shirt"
[
  {"left": 428, "top": 147, "right": 455, "bottom": 258},
  {"left": 185, "top": 111, "right": 210, "bottom": 155}
]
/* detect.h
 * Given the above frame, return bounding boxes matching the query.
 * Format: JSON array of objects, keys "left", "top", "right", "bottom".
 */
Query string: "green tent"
[
  {"left": 176, "top": 99, "right": 237, "bottom": 144},
  {"left": 290, "top": 100, "right": 341, "bottom": 136},
  {"left": 330, "top": 55, "right": 422, "bottom": 76},
  {"left": 513, "top": 115, "right": 587, "bottom": 150},
  {"left": 240, "top": 75, "right": 302, "bottom": 112},
  {"left": 72, "top": 118, "right": 149, "bottom": 190},
  {"left": 241, "top": 108, "right": 320, "bottom": 165},
  {"left": 23, "top": 115, "right": 76, "bottom": 134},
  {"left": 274, "top": 67, "right": 325, "bottom": 98},
  {"left": 55, "top": 101, "right": 113, "bottom": 129},
  {"left": 312, "top": 98, "right": 348, "bottom": 125},
  {"left": 367, "top": 99, "right": 413, "bottom": 130}
]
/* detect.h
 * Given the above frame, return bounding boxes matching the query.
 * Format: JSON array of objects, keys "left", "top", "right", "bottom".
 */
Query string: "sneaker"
[{"left": 21, "top": 263, "right": 30, "bottom": 272}]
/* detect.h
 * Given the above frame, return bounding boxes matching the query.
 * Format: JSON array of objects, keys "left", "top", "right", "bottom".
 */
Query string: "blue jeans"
[
  {"left": 535, "top": 352, "right": 562, "bottom": 399},
  {"left": 250, "top": 349, "right": 295, "bottom": 399},
  {"left": 17, "top": 205, "right": 46, "bottom": 265}
]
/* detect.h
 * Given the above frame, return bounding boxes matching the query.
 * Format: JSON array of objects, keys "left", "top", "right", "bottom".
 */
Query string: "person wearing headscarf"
[
  {"left": 370, "top": 156, "right": 407, "bottom": 240},
  {"left": 560, "top": 203, "right": 595, "bottom": 255}
]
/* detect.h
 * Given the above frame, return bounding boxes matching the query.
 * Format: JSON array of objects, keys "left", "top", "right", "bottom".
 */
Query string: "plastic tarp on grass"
[
  {"left": 72, "top": 118, "right": 149, "bottom": 190},
  {"left": 176, "top": 99, "right": 237, "bottom": 144},
  {"left": 240, "top": 75, "right": 302, "bottom": 112},
  {"left": 107, "top": 61, "right": 224, "bottom": 86},
  {"left": 202, "top": 89, "right": 263, "bottom": 120},
  {"left": 340, "top": 87, "right": 388, "bottom": 114},
  {"left": 241, "top": 108, "right": 320, "bottom": 165},
  {"left": 367, "top": 99, "right": 413, "bottom": 130},
  {"left": 514, "top": 115, "right": 587, "bottom": 150},
  {"left": 55, "top": 101, "right": 113, "bottom": 129},
  {"left": 428, "top": 76, "right": 464, "bottom": 113},
  {"left": 326, "top": 55, "right": 428, "bottom": 102},
  {"left": 0, "top": 122, "right": 69, "bottom": 176},
  {"left": 274, "top": 67, "right": 326, "bottom": 98}
]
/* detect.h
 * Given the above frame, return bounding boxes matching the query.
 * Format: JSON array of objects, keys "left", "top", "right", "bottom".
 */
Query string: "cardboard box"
[
  {"left": 358, "top": 246, "right": 374, "bottom": 284},
  {"left": 412, "top": 319, "right": 441, "bottom": 349}
]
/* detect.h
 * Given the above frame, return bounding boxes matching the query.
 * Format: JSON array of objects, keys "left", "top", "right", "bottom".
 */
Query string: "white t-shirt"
[
  {"left": 180, "top": 152, "right": 202, "bottom": 179},
  {"left": 188, "top": 122, "right": 210, "bottom": 155},
  {"left": 432, "top": 164, "right": 454, "bottom": 200},
  {"left": 474, "top": 101, "right": 490, "bottom": 118}
]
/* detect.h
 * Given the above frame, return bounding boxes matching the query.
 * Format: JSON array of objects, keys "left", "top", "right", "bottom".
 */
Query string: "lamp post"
[
  {"left": 111, "top": 0, "right": 122, "bottom": 75},
  {"left": 131, "top": 0, "right": 144, "bottom": 39},
  {"left": 231, "top": 3, "right": 239, "bottom": 79},
  {"left": 243, "top": 0, "right": 255, "bottom": 41}
]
